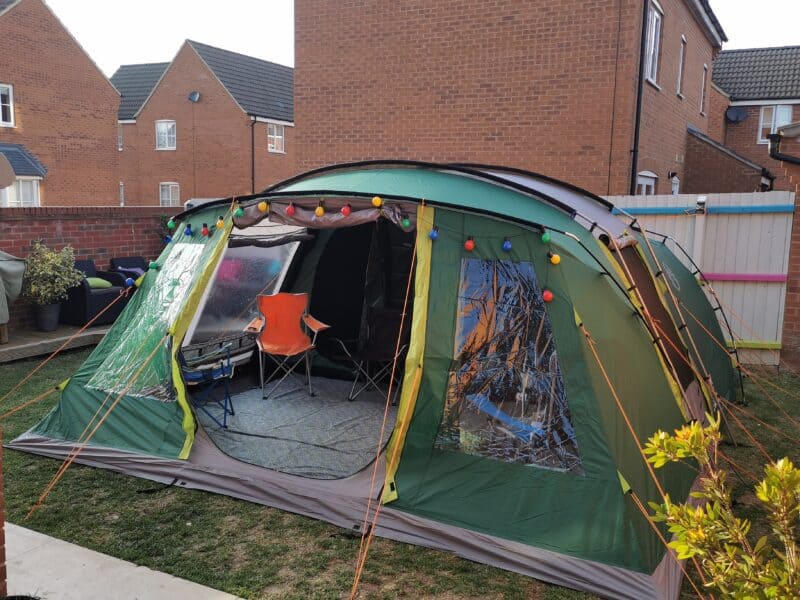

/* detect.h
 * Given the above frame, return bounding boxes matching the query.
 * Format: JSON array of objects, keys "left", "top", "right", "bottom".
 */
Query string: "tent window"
[{"left": 435, "top": 258, "right": 582, "bottom": 473}]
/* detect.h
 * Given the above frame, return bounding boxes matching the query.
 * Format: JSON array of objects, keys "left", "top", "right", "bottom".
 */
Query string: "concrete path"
[{"left": 5, "top": 523, "right": 243, "bottom": 600}]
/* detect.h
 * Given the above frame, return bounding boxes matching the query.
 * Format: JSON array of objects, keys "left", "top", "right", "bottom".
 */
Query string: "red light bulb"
[
  {"left": 542, "top": 289, "right": 554, "bottom": 303},
  {"left": 201, "top": 224, "right": 210, "bottom": 237},
  {"left": 286, "top": 203, "right": 296, "bottom": 216},
  {"left": 341, "top": 204, "right": 352, "bottom": 216},
  {"left": 464, "top": 238, "right": 476, "bottom": 252}
]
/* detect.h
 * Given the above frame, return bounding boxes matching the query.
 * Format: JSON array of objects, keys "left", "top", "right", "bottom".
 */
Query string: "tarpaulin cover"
[{"left": 0, "top": 250, "right": 25, "bottom": 325}]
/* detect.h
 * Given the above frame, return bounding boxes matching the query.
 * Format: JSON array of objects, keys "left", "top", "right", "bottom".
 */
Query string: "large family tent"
[{"left": 10, "top": 161, "right": 741, "bottom": 599}]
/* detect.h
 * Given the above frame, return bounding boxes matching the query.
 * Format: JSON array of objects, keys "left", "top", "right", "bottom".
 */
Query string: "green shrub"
[
  {"left": 22, "top": 241, "right": 84, "bottom": 305},
  {"left": 644, "top": 415, "right": 800, "bottom": 598}
]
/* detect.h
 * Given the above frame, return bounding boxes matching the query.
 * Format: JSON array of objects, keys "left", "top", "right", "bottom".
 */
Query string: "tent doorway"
[{"left": 185, "top": 218, "right": 414, "bottom": 479}]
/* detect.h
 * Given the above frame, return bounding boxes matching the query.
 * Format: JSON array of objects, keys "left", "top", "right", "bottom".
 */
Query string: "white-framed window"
[
  {"left": 0, "top": 84, "right": 14, "bottom": 127},
  {"left": 671, "top": 175, "right": 680, "bottom": 195},
  {"left": 636, "top": 171, "right": 658, "bottom": 196},
  {"left": 758, "top": 105, "right": 793, "bottom": 144},
  {"left": 119, "top": 182, "right": 125, "bottom": 206},
  {"left": 644, "top": 1, "right": 663, "bottom": 84},
  {"left": 117, "top": 123, "right": 123, "bottom": 151},
  {"left": 676, "top": 36, "right": 686, "bottom": 96},
  {"left": 700, "top": 64, "right": 708, "bottom": 115},
  {"left": 0, "top": 177, "right": 41, "bottom": 207},
  {"left": 267, "top": 123, "right": 285, "bottom": 153},
  {"left": 159, "top": 182, "right": 180, "bottom": 207},
  {"left": 155, "top": 120, "right": 176, "bottom": 150}
]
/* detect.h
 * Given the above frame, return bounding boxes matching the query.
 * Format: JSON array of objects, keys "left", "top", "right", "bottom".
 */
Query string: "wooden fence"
[{"left": 605, "top": 191, "right": 796, "bottom": 365}]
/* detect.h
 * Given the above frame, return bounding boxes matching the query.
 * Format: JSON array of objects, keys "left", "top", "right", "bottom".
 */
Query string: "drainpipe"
[
  {"left": 768, "top": 133, "right": 800, "bottom": 166},
  {"left": 629, "top": 0, "right": 650, "bottom": 194},
  {"left": 250, "top": 117, "right": 257, "bottom": 193}
]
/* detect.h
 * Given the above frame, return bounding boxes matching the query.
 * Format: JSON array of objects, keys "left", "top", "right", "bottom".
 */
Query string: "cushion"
[
  {"left": 85, "top": 277, "right": 113, "bottom": 289},
  {"left": 117, "top": 266, "right": 145, "bottom": 277}
]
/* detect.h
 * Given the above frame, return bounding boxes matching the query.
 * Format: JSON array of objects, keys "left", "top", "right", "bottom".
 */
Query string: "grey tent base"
[{"left": 7, "top": 429, "right": 683, "bottom": 600}]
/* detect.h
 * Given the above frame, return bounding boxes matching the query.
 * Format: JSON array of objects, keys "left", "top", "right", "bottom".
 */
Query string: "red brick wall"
[
  {"left": 682, "top": 133, "right": 763, "bottom": 193},
  {"left": 707, "top": 84, "right": 729, "bottom": 143},
  {"left": 120, "top": 43, "right": 296, "bottom": 206},
  {"left": 636, "top": 0, "right": 718, "bottom": 194},
  {"left": 0, "top": 0, "right": 119, "bottom": 206},
  {"left": 295, "top": 0, "right": 645, "bottom": 196},
  {"left": 295, "top": 0, "right": 723, "bottom": 196},
  {"left": 722, "top": 104, "right": 800, "bottom": 192},
  {"left": 0, "top": 206, "right": 179, "bottom": 328},
  {"left": 777, "top": 163, "right": 800, "bottom": 365}
]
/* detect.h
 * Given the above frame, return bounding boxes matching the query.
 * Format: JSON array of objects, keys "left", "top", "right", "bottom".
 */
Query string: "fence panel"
[{"left": 604, "top": 191, "right": 796, "bottom": 365}]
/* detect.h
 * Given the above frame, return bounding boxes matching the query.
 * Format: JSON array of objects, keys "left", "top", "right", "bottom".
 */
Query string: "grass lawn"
[{"left": 1, "top": 348, "right": 797, "bottom": 599}]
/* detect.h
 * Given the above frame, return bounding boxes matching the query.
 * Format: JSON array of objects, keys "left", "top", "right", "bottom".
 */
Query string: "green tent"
[{"left": 11, "top": 161, "right": 741, "bottom": 599}]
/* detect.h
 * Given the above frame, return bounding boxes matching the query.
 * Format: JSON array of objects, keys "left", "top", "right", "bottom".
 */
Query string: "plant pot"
[{"left": 34, "top": 302, "right": 61, "bottom": 332}]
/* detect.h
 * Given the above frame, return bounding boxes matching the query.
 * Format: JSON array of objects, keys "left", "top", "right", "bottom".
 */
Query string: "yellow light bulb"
[
  {"left": 372, "top": 196, "right": 383, "bottom": 208},
  {"left": 257, "top": 201, "right": 269, "bottom": 213}
]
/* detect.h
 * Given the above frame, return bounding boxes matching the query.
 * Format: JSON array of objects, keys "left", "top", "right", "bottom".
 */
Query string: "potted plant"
[{"left": 22, "top": 242, "right": 84, "bottom": 332}]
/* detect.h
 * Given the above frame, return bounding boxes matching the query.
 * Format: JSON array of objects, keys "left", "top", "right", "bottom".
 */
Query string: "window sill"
[
  {"left": 0, "top": 122, "right": 15, "bottom": 128},
  {"left": 268, "top": 149, "right": 286, "bottom": 155},
  {"left": 757, "top": 139, "right": 770, "bottom": 145},
  {"left": 645, "top": 78, "right": 661, "bottom": 91},
  {"left": 155, "top": 147, "right": 177, "bottom": 151}
]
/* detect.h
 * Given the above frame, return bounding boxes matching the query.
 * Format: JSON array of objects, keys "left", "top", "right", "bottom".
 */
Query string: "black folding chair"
[{"left": 335, "top": 308, "right": 411, "bottom": 403}]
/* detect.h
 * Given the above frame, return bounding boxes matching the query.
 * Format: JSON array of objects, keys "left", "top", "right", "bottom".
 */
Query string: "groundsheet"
[{"left": 195, "top": 375, "right": 398, "bottom": 479}]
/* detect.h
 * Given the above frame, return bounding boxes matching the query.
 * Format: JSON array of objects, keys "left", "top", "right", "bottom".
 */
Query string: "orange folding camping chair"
[{"left": 255, "top": 293, "right": 330, "bottom": 400}]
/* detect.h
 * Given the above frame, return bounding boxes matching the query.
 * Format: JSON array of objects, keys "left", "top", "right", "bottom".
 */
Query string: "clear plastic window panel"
[
  {"left": 186, "top": 242, "right": 299, "bottom": 345},
  {"left": 434, "top": 258, "right": 582, "bottom": 473},
  {"left": 87, "top": 243, "right": 205, "bottom": 401}
]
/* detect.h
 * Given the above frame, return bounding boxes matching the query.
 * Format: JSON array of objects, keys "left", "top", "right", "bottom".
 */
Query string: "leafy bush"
[
  {"left": 22, "top": 241, "right": 84, "bottom": 305},
  {"left": 645, "top": 414, "right": 800, "bottom": 598}
]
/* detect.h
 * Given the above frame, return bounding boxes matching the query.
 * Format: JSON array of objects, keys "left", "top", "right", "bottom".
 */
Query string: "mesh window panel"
[{"left": 434, "top": 258, "right": 582, "bottom": 473}]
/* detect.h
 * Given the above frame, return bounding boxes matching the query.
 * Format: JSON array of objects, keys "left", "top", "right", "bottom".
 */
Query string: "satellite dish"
[
  {"left": 725, "top": 106, "right": 749, "bottom": 123},
  {"left": 0, "top": 154, "right": 13, "bottom": 189}
]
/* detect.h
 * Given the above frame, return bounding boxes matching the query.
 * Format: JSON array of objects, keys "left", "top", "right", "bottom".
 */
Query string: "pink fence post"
[{"left": 0, "top": 429, "right": 6, "bottom": 597}]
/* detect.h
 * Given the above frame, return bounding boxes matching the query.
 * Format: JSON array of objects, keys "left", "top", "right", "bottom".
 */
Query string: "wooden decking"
[{"left": 0, "top": 324, "right": 109, "bottom": 364}]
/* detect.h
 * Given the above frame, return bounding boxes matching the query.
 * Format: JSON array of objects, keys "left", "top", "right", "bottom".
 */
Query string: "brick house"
[
  {"left": 0, "top": 0, "right": 119, "bottom": 206},
  {"left": 712, "top": 46, "right": 800, "bottom": 193},
  {"left": 111, "top": 40, "right": 295, "bottom": 207},
  {"left": 295, "top": 0, "right": 737, "bottom": 197}
]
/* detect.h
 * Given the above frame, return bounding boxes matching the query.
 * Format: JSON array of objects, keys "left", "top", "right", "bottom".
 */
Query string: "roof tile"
[{"left": 713, "top": 46, "right": 800, "bottom": 101}]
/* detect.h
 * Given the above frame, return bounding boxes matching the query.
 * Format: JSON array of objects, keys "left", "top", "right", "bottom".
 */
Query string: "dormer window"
[
  {"left": 0, "top": 84, "right": 14, "bottom": 127},
  {"left": 155, "top": 120, "right": 176, "bottom": 150}
]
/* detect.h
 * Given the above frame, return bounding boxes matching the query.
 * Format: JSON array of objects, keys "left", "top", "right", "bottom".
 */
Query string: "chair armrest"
[
  {"left": 244, "top": 317, "right": 264, "bottom": 333},
  {"left": 303, "top": 314, "right": 331, "bottom": 333}
]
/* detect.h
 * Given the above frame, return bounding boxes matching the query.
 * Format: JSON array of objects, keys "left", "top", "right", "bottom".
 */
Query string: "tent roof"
[{"left": 258, "top": 161, "right": 624, "bottom": 237}]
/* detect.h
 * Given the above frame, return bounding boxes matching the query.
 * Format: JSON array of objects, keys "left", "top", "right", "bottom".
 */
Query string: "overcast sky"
[{"left": 45, "top": 0, "right": 799, "bottom": 78}]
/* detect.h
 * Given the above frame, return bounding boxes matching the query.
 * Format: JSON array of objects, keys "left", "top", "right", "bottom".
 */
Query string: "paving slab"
[{"left": 5, "top": 523, "right": 242, "bottom": 600}]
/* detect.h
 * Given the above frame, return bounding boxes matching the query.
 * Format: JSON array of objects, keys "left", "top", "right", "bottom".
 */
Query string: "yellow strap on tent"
[
  {"left": 381, "top": 204, "right": 434, "bottom": 503},
  {"left": 170, "top": 219, "right": 234, "bottom": 459},
  {"left": 597, "top": 240, "right": 688, "bottom": 419}
]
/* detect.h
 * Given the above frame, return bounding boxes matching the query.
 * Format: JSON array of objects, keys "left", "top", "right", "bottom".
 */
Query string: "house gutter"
[
  {"left": 629, "top": 0, "right": 649, "bottom": 194},
  {"left": 768, "top": 133, "right": 800, "bottom": 166}
]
